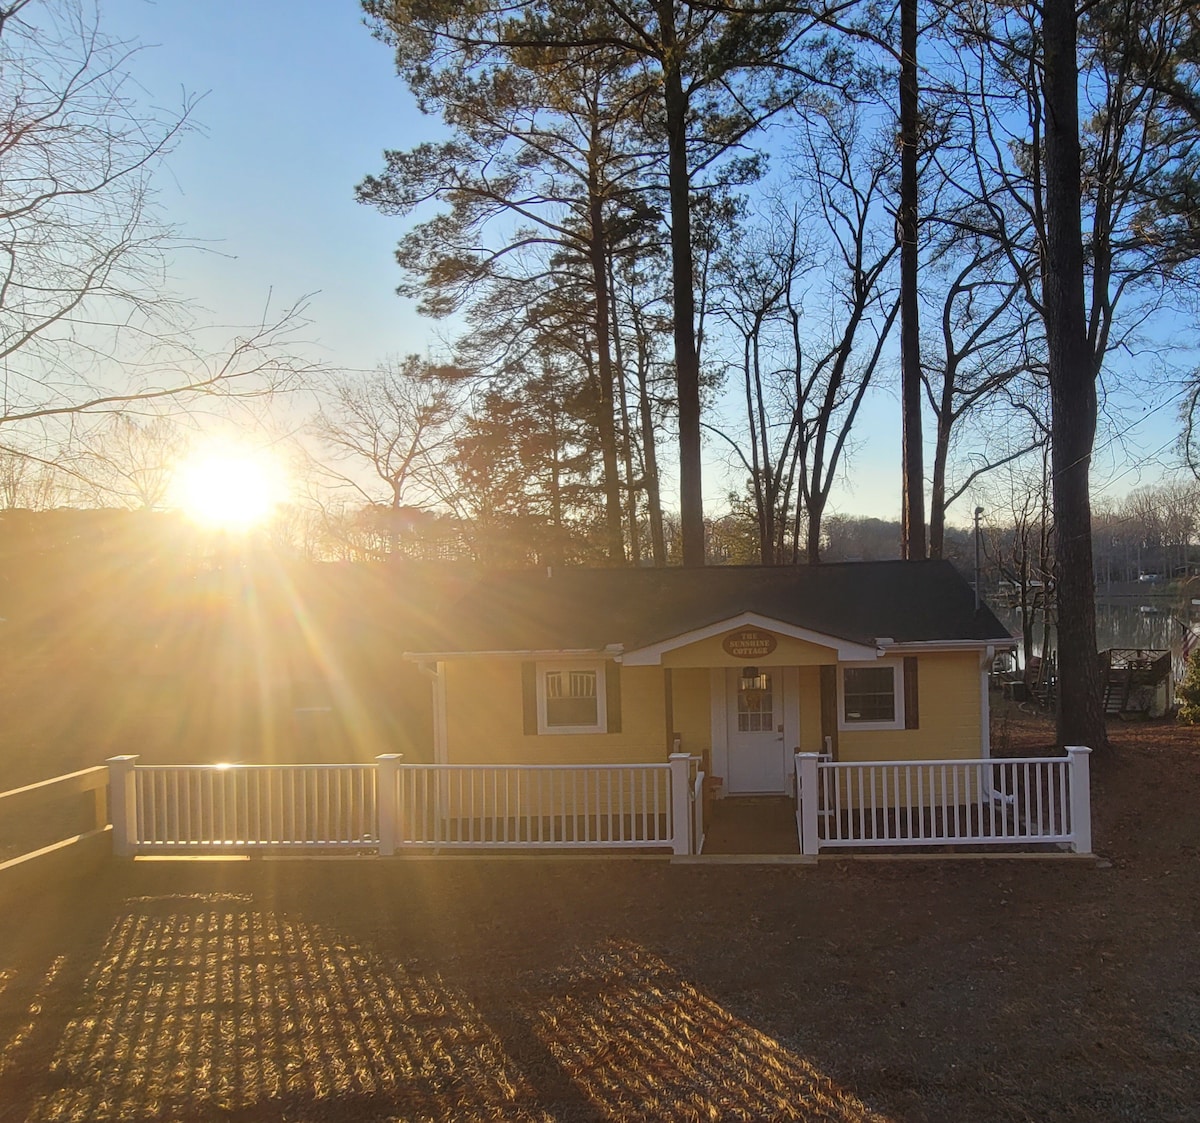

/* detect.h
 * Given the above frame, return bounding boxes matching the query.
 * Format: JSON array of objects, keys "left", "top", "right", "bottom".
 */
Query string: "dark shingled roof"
[{"left": 403, "top": 560, "right": 1012, "bottom": 654}]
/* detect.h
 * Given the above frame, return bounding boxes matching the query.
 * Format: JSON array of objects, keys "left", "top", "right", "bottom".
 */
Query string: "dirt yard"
[{"left": 0, "top": 707, "right": 1197, "bottom": 1121}]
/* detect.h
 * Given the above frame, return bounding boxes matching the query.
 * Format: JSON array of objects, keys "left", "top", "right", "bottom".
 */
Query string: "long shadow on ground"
[{"left": 2, "top": 727, "right": 1199, "bottom": 1123}]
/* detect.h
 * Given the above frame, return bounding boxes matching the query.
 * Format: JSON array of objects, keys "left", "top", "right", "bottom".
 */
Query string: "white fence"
[
  {"left": 794, "top": 748, "right": 1092, "bottom": 855},
  {"left": 116, "top": 760, "right": 378, "bottom": 854},
  {"left": 108, "top": 754, "right": 700, "bottom": 857},
  {"left": 377, "top": 757, "right": 688, "bottom": 852}
]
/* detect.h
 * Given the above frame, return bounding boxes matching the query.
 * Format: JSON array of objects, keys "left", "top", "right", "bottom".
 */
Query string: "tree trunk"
[
  {"left": 389, "top": 479, "right": 403, "bottom": 559},
  {"left": 658, "top": 1, "right": 705, "bottom": 566},
  {"left": 616, "top": 365, "right": 641, "bottom": 564},
  {"left": 1042, "top": 0, "right": 1107, "bottom": 750},
  {"left": 587, "top": 170, "right": 626, "bottom": 565},
  {"left": 899, "top": 0, "right": 927, "bottom": 561},
  {"left": 805, "top": 494, "right": 826, "bottom": 564},
  {"left": 1039, "top": 592, "right": 1053, "bottom": 670},
  {"left": 1020, "top": 589, "right": 1035, "bottom": 687},
  {"left": 928, "top": 408, "right": 953, "bottom": 559},
  {"left": 547, "top": 412, "right": 565, "bottom": 567},
  {"left": 608, "top": 263, "right": 641, "bottom": 565},
  {"left": 632, "top": 314, "right": 667, "bottom": 566},
  {"left": 742, "top": 331, "right": 770, "bottom": 564},
  {"left": 752, "top": 330, "right": 779, "bottom": 563}
]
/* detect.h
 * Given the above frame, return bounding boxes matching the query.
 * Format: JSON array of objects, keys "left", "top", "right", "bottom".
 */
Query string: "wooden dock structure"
[{"left": 1100, "top": 649, "right": 1172, "bottom": 718}]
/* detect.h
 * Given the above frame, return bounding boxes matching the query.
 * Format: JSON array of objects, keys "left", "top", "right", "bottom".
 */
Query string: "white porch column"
[
  {"left": 106, "top": 755, "right": 139, "bottom": 858},
  {"left": 669, "top": 753, "right": 692, "bottom": 855},
  {"left": 376, "top": 753, "right": 403, "bottom": 856},
  {"left": 1066, "top": 745, "right": 1093, "bottom": 855},
  {"left": 796, "top": 752, "right": 820, "bottom": 857}
]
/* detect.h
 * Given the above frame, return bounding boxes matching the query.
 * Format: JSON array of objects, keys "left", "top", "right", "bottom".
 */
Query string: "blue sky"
[
  {"left": 106, "top": 0, "right": 435, "bottom": 370},
  {"left": 98, "top": 0, "right": 918, "bottom": 521},
  {"left": 102, "top": 0, "right": 1188, "bottom": 525}
]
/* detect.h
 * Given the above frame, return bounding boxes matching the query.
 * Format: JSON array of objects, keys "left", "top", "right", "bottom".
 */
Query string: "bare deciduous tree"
[
  {"left": 0, "top": 1, "right": 315, "bottom": 469},
  {"left": 311, "top": 357, "right": 462, "bottom": 521},
  {"left": 981, "top": 446, "right": 1056, "bottom": 687},
  {"left": 0, "top": 443, "right": 61, "bottom": 508},
  {"left": 922, "top": 238, "right": 1045, "bottom": 557},
  {"left": 706, "top": 106, "right": 900, "bottom": 564},
  {"left": 72, "top": 415, "right": 188, "bottom": 510}
]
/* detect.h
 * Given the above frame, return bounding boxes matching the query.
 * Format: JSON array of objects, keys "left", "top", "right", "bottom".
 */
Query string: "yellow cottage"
[{"left": 403, "top": 560, "right": 1014, "bottom": 796}]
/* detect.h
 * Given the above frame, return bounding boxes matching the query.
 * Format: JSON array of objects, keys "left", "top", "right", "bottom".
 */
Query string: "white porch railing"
[
  {"left": 794, "top": 748, "right": 1093, "bottom": 855},
  {"left": 108, "top": 753, "right": 699, "bottom": 856},
  {"left": 377, "top": 756, "right": 693, "bottom": 853},
  {"left": 117, "top": 761, "right": 378, "bottom": 853},
  {"left": 692, "top": 766, "right": 706, "bottom": 856}
]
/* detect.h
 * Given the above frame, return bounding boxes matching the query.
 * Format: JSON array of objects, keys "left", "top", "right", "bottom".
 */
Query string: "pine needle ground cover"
[{"left": 0, "top": 714, "right": 1197, "bottom": 1122}]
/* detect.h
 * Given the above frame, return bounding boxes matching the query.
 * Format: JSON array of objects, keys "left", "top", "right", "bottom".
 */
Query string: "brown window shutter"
[
  {"left": 904, "top": 656, "right": 919, "bottom": 729},
  {"left": 606, "top": 660, "right": 622, "bottom": 733},
  {"left": 522, "top": 661, "right": 538, "bottom": 735}
]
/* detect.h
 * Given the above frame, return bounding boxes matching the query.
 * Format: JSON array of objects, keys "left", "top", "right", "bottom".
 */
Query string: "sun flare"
[{"left": 176, "top": 449, "right": 282, "bottom": 530}]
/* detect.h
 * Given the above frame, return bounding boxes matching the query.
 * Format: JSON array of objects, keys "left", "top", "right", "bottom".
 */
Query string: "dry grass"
[{"left": 2, "top": 706, "right": 1199, "bottom": 1121}]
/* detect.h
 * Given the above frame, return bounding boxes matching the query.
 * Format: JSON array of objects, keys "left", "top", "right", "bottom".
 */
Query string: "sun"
[{"left": 176, "top": 449, "right": 282, "bottom": 530}]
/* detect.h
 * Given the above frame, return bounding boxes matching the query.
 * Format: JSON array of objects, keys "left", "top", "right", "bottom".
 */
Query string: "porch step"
[
  {"left": 702, "top": 797, "right": 799, "bottom": 856},
  {"left": 1103, "top": 669, "right": 1132, "bottom": 715}
]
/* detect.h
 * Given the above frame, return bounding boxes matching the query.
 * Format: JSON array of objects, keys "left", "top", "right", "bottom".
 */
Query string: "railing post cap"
[
  {"left": 668, "top": 752, "right": 690, "bottom": 761},
  {"left": 796, "top": 751, "right": 820, "bottom": 759},
  {"left": 106, "top": 755, "right": 140, "bottom": 764},
  {"left": 1065, "top": 745, "right": 1093, "bottom": 755},
  {"left": 375, "top": 753, "right": 404, "bottom": 762}
]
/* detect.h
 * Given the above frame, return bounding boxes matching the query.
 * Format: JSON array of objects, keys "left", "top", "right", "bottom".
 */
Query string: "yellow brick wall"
[{"left": 443, "top": 659, "right": 669, "bottom": 764}]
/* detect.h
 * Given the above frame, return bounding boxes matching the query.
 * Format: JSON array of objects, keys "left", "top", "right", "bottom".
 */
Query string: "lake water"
[{"left": 995, "top": 596, "right": 1186, "bottom": 660}]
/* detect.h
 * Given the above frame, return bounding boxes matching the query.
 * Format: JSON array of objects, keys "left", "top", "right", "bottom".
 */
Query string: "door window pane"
[{"left": 737, "top": 672, "right": 774, "bottom": 732}]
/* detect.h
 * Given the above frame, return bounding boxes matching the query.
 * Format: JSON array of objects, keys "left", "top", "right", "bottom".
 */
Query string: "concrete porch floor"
[{"left": 701, "top": 796, "right": 799, "bottom": 855}]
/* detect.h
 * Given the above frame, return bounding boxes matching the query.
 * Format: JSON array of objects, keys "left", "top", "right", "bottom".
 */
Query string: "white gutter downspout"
[{"left": 981, "top": 645, "right": 995, "bottom": 759}]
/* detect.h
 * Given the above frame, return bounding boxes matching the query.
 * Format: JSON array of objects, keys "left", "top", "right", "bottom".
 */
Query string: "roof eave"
[
  {"left": 882, "top": 637, "right": 1015, "bottom": 652},
  {"left": 402, "top": 647, "right": 622, "bottom": 662}
]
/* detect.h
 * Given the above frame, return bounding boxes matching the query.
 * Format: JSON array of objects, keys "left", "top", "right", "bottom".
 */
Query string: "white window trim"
[
  {"left": 536, "top": 660, "right": 608, "bottom": 735},
  {"left": 838, "top": 658, "right": 905, "bottom": 732}
]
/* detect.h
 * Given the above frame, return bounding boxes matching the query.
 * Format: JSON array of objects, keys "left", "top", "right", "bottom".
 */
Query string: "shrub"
[{"left": 1177, "top": 649, "right": 1200, "bottom": 725}]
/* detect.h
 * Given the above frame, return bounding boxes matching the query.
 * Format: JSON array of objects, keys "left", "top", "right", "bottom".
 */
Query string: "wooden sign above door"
[{"left": 722, "top": 627, "right": 778, "bottom": 659}]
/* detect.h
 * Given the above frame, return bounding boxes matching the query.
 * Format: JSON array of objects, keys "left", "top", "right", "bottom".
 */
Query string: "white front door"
[{"left": 726, "top": 668, "right": 790, "bottom": 794}]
